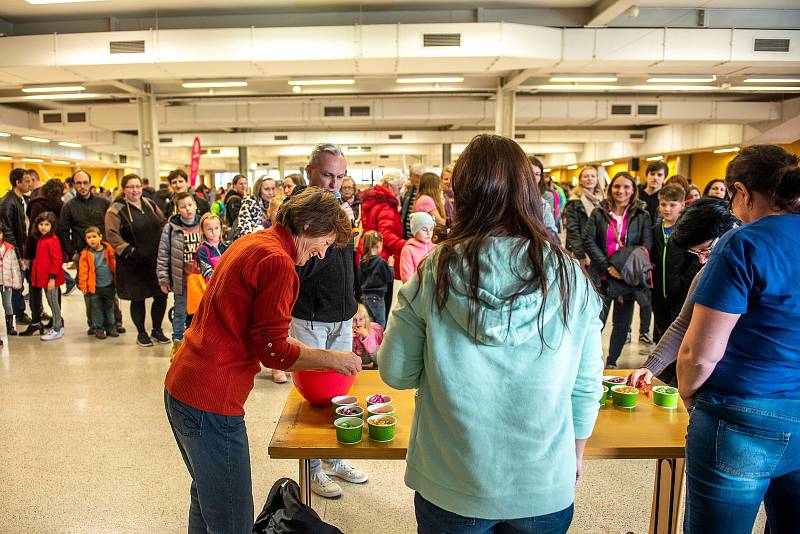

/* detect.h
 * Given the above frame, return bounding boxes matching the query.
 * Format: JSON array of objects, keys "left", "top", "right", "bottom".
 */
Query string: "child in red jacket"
[{"left": 28, "top": 212, "right": 65, "bottom": 341}]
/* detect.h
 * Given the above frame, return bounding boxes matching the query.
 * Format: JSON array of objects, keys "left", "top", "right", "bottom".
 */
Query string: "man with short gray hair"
[
  {"left": 400, "top": 163, "right": 426, "bottom": 239},
  {"left": 289, "top": 143, "right": 368, "bottom": 499}
]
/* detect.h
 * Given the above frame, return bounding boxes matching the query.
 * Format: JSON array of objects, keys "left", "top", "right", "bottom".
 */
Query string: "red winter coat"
[
  {"left": 359, "top": 185, "right": 405, "bottom": 279},
  {"left": 31, "top": 234, "right": 65, "bottom": 288}
]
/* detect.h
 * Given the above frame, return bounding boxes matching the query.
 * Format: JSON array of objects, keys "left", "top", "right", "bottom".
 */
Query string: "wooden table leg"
[
  {"left": 298, "top": 459, "right": 313, "bottom": 506},
  {"left": 649, "top": 458, "right": 685, "bottom": 534}
]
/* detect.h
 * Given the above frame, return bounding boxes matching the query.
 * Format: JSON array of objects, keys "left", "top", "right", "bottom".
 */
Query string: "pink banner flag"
[{"left": 190, "top": 137, "right": 201, "bottom": 187}]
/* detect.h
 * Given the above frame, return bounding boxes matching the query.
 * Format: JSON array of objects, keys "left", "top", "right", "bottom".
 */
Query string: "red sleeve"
[
  {"left": 247, "top": 254, "right": 301, "bottom": 371},
  {"left": 376, "top": 205, "right": 406, "bottom": 256},
  {"left": 48, "top": 238, "right": 61, "bottom": 277}
]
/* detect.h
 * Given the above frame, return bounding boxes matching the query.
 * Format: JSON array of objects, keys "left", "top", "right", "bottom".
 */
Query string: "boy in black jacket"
[{"left": 650, "top": 184, "right": 686, "bottom": 344}]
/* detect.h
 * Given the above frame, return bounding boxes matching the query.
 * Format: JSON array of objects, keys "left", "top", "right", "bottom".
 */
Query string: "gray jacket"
[{"left": 156, "top": 214, "right": 201, "bottom": 295}]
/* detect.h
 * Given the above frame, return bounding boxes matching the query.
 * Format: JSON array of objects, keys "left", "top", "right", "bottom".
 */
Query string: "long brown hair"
[
  {"left": 417, "top": 172, "right": 446, "bottom": 219},
  {"left": 360, "top": 230, "right": 384, "bottom": 264},
  {"left": 430, "top": 134, "right": 579, "bottom": 341}
]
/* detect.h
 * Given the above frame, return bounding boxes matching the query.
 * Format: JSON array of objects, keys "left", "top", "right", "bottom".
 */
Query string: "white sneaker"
[
  {"left": 322, "top": 460, "right": 369, "bottom": 484},
  {"left": 41, "top": 327, "right": 64, "bottom": 341},
  {"left": 310, "top": 470, "right": 342, "bottom": 498}
]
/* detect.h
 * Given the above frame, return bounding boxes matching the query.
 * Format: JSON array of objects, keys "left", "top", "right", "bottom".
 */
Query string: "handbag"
[
  {"left": 186, "top": 263, "right": 207, "bottom": 315},
  {"left": 252, "top": 478, "right": 343, "bottom": 534}
]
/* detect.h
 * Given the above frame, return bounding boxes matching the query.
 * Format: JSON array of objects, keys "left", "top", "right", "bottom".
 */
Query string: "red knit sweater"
[{"left": 165, "top": 224, "right": 301, "bottom": 416}]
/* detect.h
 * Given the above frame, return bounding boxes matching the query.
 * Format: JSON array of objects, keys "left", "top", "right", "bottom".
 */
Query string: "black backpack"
[{"left": 252, "top": 478, "right": 343, "bottom": 534}]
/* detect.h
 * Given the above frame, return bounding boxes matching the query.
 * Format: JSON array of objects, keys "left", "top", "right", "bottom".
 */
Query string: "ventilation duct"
[
  {"left": 753, "top": 38, "right": 790, "bottom": 52},
  {"left": 42, "top": 112, "right": 62, "bottom": 124},
  {"left": 109, "top": 40, "right": 146, "bottom": 54},
  {"left": 611, "top": 104, "right": 632, "bottom": 115},
  {"left": 324, "top": 106, "right": 345, "bottom": 117},
  {"left": 274, "top": 135, "right": 288, "bottom": 141},
  {"left": 423, "top": 33, "right": 461, "bottom": 47},
  {"left": 350, "top": 106, "right": 371, "bottom": 117},
  {"left": 637, "top": 105, "right": 659, "bottom": 116},
  {"left": 67, "top": 112, "right": 87, "bottom": 123}
]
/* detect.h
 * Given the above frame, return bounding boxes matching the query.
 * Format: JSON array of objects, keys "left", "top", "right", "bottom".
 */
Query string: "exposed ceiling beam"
[
  {"left": 586, "top": 0, "right": 636, "bottom": 27},
  {"left": 502, "top": 69, "right": 538, "bottom": 91},
  {"left": 108, "top": 80, "right": 147, "bottom": 97}
]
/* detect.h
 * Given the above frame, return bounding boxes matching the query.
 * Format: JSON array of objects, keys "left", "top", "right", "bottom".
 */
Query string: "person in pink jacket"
[{"left": 399, "top": 212, "right": 437, "bottom": 282}]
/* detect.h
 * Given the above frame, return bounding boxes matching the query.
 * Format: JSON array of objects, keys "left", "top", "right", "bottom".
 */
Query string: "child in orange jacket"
[{"left": 78, "top": 226, "right": 118, "bottom": 339}]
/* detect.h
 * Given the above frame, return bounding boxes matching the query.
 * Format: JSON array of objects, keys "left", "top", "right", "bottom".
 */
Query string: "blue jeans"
[
  {"left": 363, "top": 292, "right": 386, "bottom": 329},
  {"left": 164, "top": 390, "right": 253, "bottom": 534},
  {"left": 684, "top": 391, "right": 800, "bottom": 534},
  {"left": 415, "top": 493, "right": 573, "bottom": 534},
  {"left": 172, "top": 285, "right": 187, "bottom": 341}
]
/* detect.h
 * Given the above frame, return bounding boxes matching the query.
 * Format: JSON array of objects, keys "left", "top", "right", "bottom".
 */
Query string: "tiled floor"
[{"left": 0, "top": 285, "right": 767, "bottom": 533}]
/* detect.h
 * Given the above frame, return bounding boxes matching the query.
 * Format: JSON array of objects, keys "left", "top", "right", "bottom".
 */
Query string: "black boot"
[
  {"left": 19, "top": 322, "right": 44, "bottom": 336},
  {"left": 5, "top": 315, "right": 16, "bottom": 336}
]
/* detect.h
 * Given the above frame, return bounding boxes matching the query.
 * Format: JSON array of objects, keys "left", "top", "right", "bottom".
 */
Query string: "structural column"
[
  {"left": 136, "top": 93, "right": 160, "bottom": 183},
  {"left": 442, "top": 143, "right": 452, "bottom": 167},
  {"left": 238, "top": 146, "right": 249, "bottom": 177},
  {"left": 494, "top": 87, "right": 516, "bottom": 139},
  {"left": 278, "top": 156, "right": 286, "bottom": 180}
]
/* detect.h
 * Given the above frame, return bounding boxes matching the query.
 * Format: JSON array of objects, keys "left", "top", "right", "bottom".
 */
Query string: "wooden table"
[{"left": 268, "top": 370, "right": 689, "bottom": 534}]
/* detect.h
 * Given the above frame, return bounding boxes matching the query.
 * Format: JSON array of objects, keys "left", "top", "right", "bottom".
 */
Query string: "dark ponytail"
[{"left": 773, "top": 165, "right": 800, "bottom": 213}]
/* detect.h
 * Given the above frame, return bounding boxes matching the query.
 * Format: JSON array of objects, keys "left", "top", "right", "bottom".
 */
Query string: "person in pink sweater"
[
  {"left": 352, "top": 303, "right": 384, "bottom": 368},
  {"left": 399, "top": 212, "right": 436, "bottom": 282}
]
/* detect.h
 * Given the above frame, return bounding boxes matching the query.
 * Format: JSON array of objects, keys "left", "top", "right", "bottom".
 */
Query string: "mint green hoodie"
[{"left": 378, "top": 237, "right": 604, "bottom": 520}]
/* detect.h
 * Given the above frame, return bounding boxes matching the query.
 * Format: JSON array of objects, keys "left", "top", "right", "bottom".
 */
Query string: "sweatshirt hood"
[
  {"left": 360, "top": 185, "right": 399, "bottom": 210},
  {"left": 169, "top": 212, "right": 201, "bottom": 227},
  {"left": 439, "top": 237, "right": 567, "bottom": 347}
]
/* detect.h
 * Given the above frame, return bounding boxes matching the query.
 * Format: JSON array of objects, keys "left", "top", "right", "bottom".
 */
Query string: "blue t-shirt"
[
  {"left": 92, "top": 248, "right": 113, "bottom": 288},
  {"left": 692, "top": 214, "right": 800, "bottom": 398}
]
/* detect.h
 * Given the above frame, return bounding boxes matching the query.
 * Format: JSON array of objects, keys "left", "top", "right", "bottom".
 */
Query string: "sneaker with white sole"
[
  {"left": 639, "top": 333, "right": 654, "bottom": 345},
  {"left": 310, "top": 470, "right": 342, "bottom": 498},
  {"left": 322, "top": 460, "right": 369, "bottom": 484},
  {"left": 41, "top": 327, "right": 64, "bottom": 341}
]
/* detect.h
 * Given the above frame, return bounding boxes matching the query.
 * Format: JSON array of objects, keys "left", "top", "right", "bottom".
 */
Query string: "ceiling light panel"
[
  {"left": 21, "top": 85, "right": 86, "bottom": 93},
  {"left": 549, "top": 76, "right": 618, "bottom": 82},
  {"left": 0, "top": 132, "right": 10, "bottom": 137},
  {"left": 396, "top": 77, "right": 464, "bottom": 84},
  {"left": 22, "top": 136, "right": 50, "bottom": 143},
  {"left": 52, "top": 160, "right": 72, "bottom": 164},
  {"left": 646, "top": 156, "right": 664, "bottom": 161},
  {"left": 713, "top": 147, "right": 740, "bottom": 154},
  {"left": 743, "top": 78, "right": 800, "bottom": 83},
  {"left": 22, "top": 158, "right": 44, "bottom": 162},
  {"left": 26, "top": 0, "right": 103, "bottom": 3},
  {"left": 601, "top": 161, "right": 615, "bottom": 166},
  {"left": 531, "top": 85, "right": 620, "bottom": 91},
  {"left": 23, "top": 93, "right": 101, "bottom": 100},
  {"left": 632, "top": 85, "right": 717, "bottom": 91},
  {"left": 728, "top": 86, "right": 800, "bottom": 92},
  {"left": 58, "top": 141, "right": 82, "bottom": 148},
  {"left": 287, "top": 79, "right": 355, "bottom": 86}
]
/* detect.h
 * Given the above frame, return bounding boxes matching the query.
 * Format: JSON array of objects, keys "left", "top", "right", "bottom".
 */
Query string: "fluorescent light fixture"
[
  {"left": 0, "top": 156, "right": 11, "bottom": 161},
  {"left": 646, "top": 76, "right": 716, "bottom": 83},
  {"left": 549, "top": 76, "right": 618, "bottom": 82},
  {"left": 632, "top": 85, "right": 717, "bottom": 91},
  {"left": 26, "top": 0, "right": 103, "bottom": 4},
  {"left": 397, "top": 77, "right": 464, "bottom": 84},
  {"left": 646, "top": 155, "right": 664, "bottom": 161},
  {"left": 52, "top": 160, "right": 72, "bottom": 164},
  {"left": 58, "top": 141, "right": 82, "bottom": 148},
  {"left": 601, "top": 161, "right": 615, "bottom": 166},
  {"left": 567, "top": 164, "right": 578, "bottom": 170},
  {"left": 23, "top": 93, "right": 101, "bottom": 100},
  {"left": 0, "top": 132, "right": 10, "bottom": 137},
  {"left": 21, "top": 136, "right": 50, "bottom": 143},
  {"left": 728, "top": 86, "right": 800, "bottom": 92},
  {"left": 22, "top": 158, "right": 43, "bottom": 163},
  {"left": 287, "top": 79, "right": 355, "bottom": 86},
  {"left": 713, "top": 147, "right": 740, "bottom": 154},
  {"left": 543, "top": 168, "right": 552, "bottom": 173},
  {"left": 21, "top": 85, "right": 86, "bottom": 93},
  {"left": 181, "top": 81, "right": 248, "bottom": 89},
  {"left": 532, "top": 85, "right": 619, "bottom": 91},
  {"left": 743, "top": 78, "right": 800, "bottom": 83}
]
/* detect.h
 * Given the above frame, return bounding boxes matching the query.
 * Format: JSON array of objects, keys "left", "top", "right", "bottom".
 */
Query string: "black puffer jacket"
[
  {"left": 583, "top": 200, "right": 653, "bottom": 283},
  {"left": 563, "top": 198, "right": 590, "bottom": 260}
]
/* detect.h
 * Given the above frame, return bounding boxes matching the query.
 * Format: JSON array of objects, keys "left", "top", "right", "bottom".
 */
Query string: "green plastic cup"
[
  {"left": 600, "top": 385, "right": 609, "bottom": 404},
  {"left": 332, "top": 395, "right": 358, "bottom": 415},
  {"left": 611, "top": 385, "right": 639, "bottom": 408},
  {"left": 334, "top": 417, "right": 364, "bottom": 444},
  {"left": 367, "top": 403, "right": 396, "bottom": 418},
  {"left": 652, "top": 386, "right": 679, "bottom": 408},
  {"left": 366, "top": 394, "right": 392, "bottom": 407},
  {"left": 335, "top": 405, "right": 364, "bottom": 420},
  {"left": 367, "top": 415, "right": 397, "bottom": 442},
  {"left": 603, "top": 376, "right": 627, "bottom": 391}
]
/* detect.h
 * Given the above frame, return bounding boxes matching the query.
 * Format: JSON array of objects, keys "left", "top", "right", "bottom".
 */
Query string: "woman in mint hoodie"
[{"left": 378, "top": 134, "right": 604, "bottom": 533}]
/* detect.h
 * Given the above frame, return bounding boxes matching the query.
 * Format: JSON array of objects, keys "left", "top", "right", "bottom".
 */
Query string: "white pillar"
[
  {"left": 494, "top": 87, "right": 516, "bottom": 139},
  {"left": 136, "top": 94, "right": 160, "bottom": 183}
]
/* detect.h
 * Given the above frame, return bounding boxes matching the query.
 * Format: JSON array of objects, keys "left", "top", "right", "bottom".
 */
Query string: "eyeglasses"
[
  {"left": 688, "top": 237, "right": 719, "bottom": 257},
  {"left": 124, "top": 184, "right": 142, "bottom": 190}
]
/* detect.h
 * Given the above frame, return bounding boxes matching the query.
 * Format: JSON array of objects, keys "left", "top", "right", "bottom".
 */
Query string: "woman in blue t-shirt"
[{"left": 677, "top": 145, "right": 800, "bottom": 534}]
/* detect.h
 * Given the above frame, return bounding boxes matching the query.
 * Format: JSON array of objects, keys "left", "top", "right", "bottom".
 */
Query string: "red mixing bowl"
[{"left": 292, "top": 369, "right": 357, "bottom": 406}]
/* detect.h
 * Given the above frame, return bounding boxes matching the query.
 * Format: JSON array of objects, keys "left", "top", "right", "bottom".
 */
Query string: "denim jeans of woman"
[
  {"left": 684, "top": 391, "right": 800, "bottom": 534},
  {"left": 164, "top": 390, "right": 253, "bottom": 534},
  {"left": 415, "top": 493, "right": 573, "bottom": 534}
]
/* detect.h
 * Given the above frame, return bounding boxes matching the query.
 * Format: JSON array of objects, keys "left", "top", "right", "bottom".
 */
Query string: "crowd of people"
[{"left": 1, "top": 138, "right": 798, "bottom": 534}]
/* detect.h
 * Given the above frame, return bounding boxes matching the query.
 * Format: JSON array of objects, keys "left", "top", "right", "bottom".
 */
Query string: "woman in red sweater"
[{"left": 164, "top": 188, "right": 361, "bottom": 534}]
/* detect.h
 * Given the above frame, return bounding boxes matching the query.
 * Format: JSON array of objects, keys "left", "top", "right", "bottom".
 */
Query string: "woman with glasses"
[
  {"left": 105, "top": 173, "right": 168, "bottom": 347},
  {"left": 628, "top": 198, "right": 737, "bottom": 388},
  {"left": 678, "top": 145, "right": 800, "bottom": 533}
]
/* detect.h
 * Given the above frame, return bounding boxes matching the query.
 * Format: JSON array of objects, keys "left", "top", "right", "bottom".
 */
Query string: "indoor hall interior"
[{"left": 0, "top": 290, "right": 770, "bottom": 533}]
